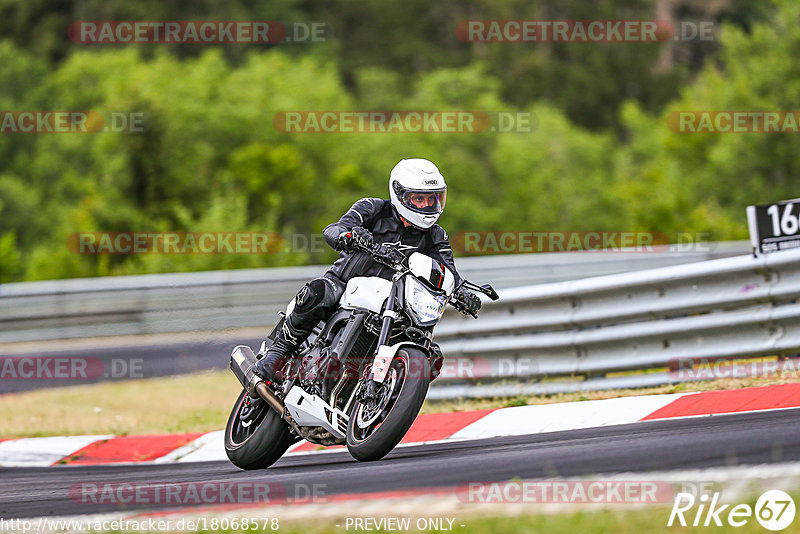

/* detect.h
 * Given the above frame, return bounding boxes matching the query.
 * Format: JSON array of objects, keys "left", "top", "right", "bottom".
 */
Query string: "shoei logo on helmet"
[{"left": 423, "top": 179, "right": 439, "bottom": 185}]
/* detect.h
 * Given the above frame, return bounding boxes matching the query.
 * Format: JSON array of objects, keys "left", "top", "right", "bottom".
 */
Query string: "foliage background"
[{"left": 0, "top": 0, "right": 796, "bottom": 282}]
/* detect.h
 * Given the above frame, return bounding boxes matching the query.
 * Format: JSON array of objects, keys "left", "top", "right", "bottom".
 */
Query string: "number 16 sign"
[{"left": 747, "top": 198, "right": 800, "bottom": 254}]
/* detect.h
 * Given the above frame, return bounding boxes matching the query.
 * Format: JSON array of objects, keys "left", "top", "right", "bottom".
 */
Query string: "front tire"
[
  {"left": 346, "top": 347, "right": 430, "bottom": 462},
  {"left": 224, "top": 389, "right": 296, "bottom": 470}
]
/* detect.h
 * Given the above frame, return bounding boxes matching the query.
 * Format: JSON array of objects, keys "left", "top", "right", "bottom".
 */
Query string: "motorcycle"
[{"left": 225, "top": 241, "right": 499, "bottom": 470}]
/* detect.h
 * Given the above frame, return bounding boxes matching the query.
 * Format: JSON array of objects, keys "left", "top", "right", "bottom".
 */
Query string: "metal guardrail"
[
  {"left": 431, "top": 246, "right": 800, "bottom": 396},
  {"left": 0, "top": 243, "right": 748, "bottom": 344},
  {"left": 2, "top": 240, "right": 796, "bottom": 398}
]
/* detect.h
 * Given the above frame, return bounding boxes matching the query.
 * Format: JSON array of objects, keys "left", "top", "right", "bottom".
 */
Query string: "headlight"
[{"left": 405, "top": 276, "right": 447, "bottom": 326}]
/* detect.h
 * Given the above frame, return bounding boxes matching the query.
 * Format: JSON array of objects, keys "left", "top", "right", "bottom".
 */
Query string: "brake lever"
[{"left": 454, "top": 280, "right": 500, "bottom": 302}]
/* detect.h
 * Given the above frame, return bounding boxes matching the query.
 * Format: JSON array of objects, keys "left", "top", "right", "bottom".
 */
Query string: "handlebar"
[{"left": 346, "top": 234, "right": 500, "bottom": 317}]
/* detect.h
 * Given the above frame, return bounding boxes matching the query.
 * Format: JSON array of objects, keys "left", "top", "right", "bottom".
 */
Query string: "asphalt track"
[{"left": 2, "top": 408, "right": 799, "bottom": 519}]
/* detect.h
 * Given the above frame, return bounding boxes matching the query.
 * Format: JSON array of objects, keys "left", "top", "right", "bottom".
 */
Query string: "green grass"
[{"left": 1, "top": 367, "right": 797, "bottom": 438}]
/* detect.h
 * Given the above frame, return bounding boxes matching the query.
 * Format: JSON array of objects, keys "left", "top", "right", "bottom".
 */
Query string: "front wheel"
[
  {"left": 346, "top": 347, "right": 430, "bottom": 462},
  {"left": 224, "top": 389, "right": 296, "bottom": 470}
]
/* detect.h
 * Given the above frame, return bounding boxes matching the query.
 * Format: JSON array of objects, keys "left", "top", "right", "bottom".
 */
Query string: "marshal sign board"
[{"left": 747, "top": 198, "right": 800, "bottom": 254}]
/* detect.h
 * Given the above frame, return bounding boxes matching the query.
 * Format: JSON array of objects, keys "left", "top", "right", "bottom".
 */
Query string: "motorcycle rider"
[{"left": 253, "top": 158, "right": 482, "bottom": 385}]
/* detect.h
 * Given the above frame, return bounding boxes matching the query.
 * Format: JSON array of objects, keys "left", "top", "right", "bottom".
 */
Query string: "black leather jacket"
[{"left": 322, "top": 198, "right": 462, "bottom": 285}]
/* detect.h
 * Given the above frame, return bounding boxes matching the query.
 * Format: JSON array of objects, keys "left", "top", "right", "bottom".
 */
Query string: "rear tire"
[
  {"left": 224, "top": 389, "right": 296, "bottom": 470},
  {"left": 346, "top": 347, "right": 429, "bottom": 462}
]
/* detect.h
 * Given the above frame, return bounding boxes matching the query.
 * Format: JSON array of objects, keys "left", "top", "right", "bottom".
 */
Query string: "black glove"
[
  {"left": 337, "top": 226, "right": 373, "bottom": 251},
  {"left": 374, "top": 242, "right": 405, "bottom": 264},
  {"left": 454, "top": 287, "right": 481, "bottom": 317}
]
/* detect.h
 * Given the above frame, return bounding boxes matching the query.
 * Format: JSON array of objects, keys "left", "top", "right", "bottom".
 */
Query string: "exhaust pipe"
[{"left": 230, "top": 345, "right": 285, "bottom": 416}]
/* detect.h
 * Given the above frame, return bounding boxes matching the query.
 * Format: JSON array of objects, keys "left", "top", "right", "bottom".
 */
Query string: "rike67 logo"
[{"left": 668, "top": 490, "right": 796, "bottom": 531}]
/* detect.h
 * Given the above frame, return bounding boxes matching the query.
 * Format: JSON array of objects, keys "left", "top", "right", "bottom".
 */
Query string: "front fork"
[{"left": 364, "top": 282, "right": 400, "bottom": 400}]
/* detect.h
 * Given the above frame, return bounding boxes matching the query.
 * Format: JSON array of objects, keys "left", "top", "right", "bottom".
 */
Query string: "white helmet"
[{"left": 389, "top": 159, "right": 447, "bottom": 229}]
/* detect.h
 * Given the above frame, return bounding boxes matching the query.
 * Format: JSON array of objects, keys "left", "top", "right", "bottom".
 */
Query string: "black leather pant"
[{"left": 279, "top": 273, "right": 348, "bottom": 348}]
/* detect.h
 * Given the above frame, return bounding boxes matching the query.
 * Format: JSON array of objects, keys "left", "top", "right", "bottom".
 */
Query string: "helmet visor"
[{"left": 399, "top": 188, "right": 447, "bottom": 215}]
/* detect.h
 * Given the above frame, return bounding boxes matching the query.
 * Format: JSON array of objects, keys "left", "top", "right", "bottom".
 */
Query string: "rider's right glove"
[{"left": 337, "top": 226, "right": 374, "bottom": 251}]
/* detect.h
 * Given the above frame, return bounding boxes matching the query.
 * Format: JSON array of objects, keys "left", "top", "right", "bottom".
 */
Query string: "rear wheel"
[
  {"left": 346, "top": 347, "right": 429, "bottom": 462},
  {"left": 224, "top": 389, "right": 296, "bottom": 470}
]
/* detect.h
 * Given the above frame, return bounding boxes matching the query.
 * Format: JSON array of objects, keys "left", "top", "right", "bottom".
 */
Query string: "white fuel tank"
[{"left": 339, "top": 277, "right": 393, "bottom": 313}]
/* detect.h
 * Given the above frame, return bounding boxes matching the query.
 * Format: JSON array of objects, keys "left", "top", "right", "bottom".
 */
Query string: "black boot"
[
  {"left": 253, "top": 314, "right": 311, "bottom": 385},
  {"left": 253, "top": 334, "right": 297, "bottom": 385}
]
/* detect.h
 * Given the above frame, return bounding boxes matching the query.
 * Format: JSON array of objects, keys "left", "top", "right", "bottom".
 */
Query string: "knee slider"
[{"left": 294, "top": 279, "right": 326, "bottom": 312}]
